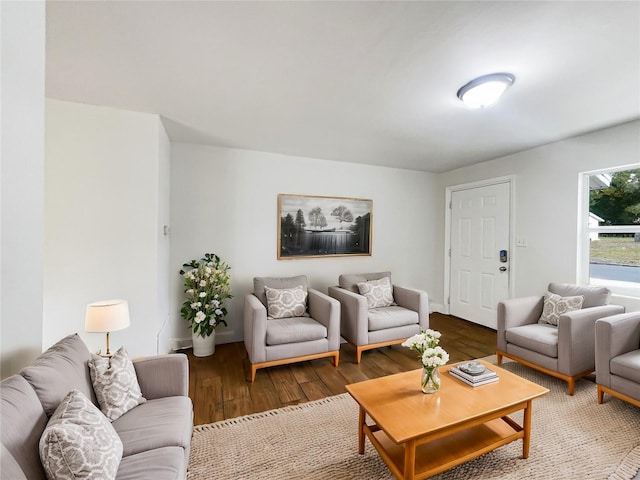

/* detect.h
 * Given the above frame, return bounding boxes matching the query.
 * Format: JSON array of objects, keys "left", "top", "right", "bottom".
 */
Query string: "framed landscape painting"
[{"left": 278, "top": 194, "right": 372, "bottom": 259}]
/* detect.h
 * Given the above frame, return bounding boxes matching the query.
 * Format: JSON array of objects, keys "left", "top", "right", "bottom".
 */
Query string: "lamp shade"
[{"left": 85, "top": 299, "right": 130, "bottom": 333}]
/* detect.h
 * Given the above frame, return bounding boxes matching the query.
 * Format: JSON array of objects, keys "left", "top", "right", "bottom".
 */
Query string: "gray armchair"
[
  {"left": 328, "top": 272, "right": 429, "bottom": 363},
  {"left": 244, "top": 275, "right": 340, "bottom": 382},
  {"left": 596, "top": 312, "right": 640, "bottom": 408},
  {"left": 497, "top": 282, "right": 624, "bottom": 395}
]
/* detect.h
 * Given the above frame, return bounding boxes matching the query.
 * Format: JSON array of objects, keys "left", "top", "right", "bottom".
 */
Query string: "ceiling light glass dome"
[{"left": 457, "top": 73, "right": 515, "bottom": 108}]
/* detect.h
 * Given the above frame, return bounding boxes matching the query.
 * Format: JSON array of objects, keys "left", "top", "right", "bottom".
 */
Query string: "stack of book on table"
[{"left": 449, "top": 361, "right": 499, "bottom": 387}]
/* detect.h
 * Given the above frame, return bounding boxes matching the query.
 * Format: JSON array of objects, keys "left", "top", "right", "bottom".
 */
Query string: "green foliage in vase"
[{"left": 179, "top": 253, "right": 232, "bottom": 338}]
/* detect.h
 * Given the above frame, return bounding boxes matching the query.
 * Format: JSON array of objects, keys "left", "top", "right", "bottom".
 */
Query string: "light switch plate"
[{"left": 516, "top": 236, "right": 528, "bottom": 247}]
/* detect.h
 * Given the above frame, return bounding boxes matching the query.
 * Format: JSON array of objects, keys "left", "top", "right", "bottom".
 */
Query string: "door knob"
[{"left": 499, "top": 266, "right": 507, "bottom": 272}]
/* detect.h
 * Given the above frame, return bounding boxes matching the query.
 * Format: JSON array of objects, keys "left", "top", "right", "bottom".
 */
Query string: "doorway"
[{"left": 445, "top": 178, "right": 513, "bottom": 329}]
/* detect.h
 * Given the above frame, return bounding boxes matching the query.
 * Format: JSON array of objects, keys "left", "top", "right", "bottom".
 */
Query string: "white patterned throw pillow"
[
  {"left": 264, "top": 285, "right": 308, "bottom": 319},
  {"left": 39, "top": 389, "right": 123, "bottom": 480},
  {"left": 89, "top": 347, "right": 145, "bottom": 421},
  {"left": 357, "top": 276, "right": 395, "bottom": 308},
  {"left": 538, "top": 292, "right": 585, "bottom": 326}
]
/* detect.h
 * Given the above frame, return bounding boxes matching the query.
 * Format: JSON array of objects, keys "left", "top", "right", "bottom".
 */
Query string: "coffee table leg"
[
  {"left": 404, "top": 439, "right": 416, "bottom": 480},
  {"left": 358, "top": 406, "right": 365, "bottom": 454},
  {"left": 522, "top": 399, "right": 532, "bottom": 459}
]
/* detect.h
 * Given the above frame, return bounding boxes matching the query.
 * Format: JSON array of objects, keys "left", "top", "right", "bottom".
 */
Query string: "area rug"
[{"left": 187, "top": 362, "right": 640, "bottom": 480}]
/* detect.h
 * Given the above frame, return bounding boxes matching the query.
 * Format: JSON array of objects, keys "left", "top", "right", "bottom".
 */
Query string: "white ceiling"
[{"left": 45, "top": 1, "right": 640, "bottom": 173}]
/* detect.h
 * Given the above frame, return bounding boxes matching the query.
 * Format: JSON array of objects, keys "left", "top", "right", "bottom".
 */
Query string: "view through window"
[{"left": 587, "top": 166, "right": 640, "bottom": 296}]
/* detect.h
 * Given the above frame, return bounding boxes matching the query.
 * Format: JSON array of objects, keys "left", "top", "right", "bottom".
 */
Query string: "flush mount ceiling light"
[{"left": 457, "top": 73, "right": 515, "bottom": 108}]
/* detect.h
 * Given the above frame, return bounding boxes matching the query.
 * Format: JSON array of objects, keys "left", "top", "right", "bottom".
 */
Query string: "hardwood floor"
[{"left": 186, "top": 313, "right": 496, "bottom": 425}]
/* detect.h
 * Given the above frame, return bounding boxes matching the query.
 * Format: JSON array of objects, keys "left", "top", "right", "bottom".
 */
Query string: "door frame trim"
[{"left": 443, "top": 175, "right": 515, "bottom": 316}]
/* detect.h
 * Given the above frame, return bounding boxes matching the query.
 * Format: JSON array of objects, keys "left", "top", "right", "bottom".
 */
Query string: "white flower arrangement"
[
  {"left": 179, "top": 253, "right": 232, "bottom": 338},
  {"left": 402, "top": 329, "right": 449, "bottom": 369},
  {"left": 421, "top": 346, "right": 449, "bottom": 368}
]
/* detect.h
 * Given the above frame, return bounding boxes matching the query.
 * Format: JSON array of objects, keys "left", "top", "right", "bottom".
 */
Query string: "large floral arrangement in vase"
[
  {"left": 402, "top": 329, "right": 449, "bottom": 394},
  {"left": 179, "top": 253, "right": 232, "bottom": 339}
]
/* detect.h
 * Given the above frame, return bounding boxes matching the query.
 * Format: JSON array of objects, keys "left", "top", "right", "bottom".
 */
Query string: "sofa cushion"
[
  {"left": 254, "top": 275, "right": 307, "bottom": 308},
  {"left": 39, "top": 389, "right": 123, "bottom": 480},
  {"left": 611, "top": 349, "right": 640, "bottom": 384},
  {"left": 89, "top": 347, "right": 146, "bottom": 421},
  {"left": 358, "top": 277, "right": 395, "bottom": 308},
  {"left": 548, "top": 282, "right": 611, "bottom": 308},
  {"left": 116, "top": 446, "right": 186, "bottom": 480},
  {"left": 538, "top": 292, "right": 584, "bottom": 326},
  {"left": 264, "top": 285, "right": 308, "bottom": 319},
  {"left": 1, "top": 444, "right": 28, "bottom": 480},
  {"left": 0, "top": 374, "right": 48, "bottom": 480},
  {"left": 339, "top": 271, "right": 391, "bottom": 293},
  {"left": 506, "top": 324, "right": 559, "bottom": 358},
  {"left": 20, "top": 333, "right": 97, "bottom": 416},
  {"left": 368, "top": 306, "right": 419, "bottom": 331},
  {"left": 111, "top": 396, "right": 193, "bottom": 458},
  {"left": 266, "top": 317, "right": 327, "bottom": 346}
]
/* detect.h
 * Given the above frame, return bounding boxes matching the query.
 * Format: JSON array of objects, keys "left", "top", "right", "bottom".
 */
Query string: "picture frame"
[{"left": 278, "top": 194, "right": 372, "bottom": 260}]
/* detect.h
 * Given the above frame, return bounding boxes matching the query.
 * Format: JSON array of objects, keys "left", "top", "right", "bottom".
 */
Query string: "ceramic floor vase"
[{"left": 192, "top": 330, "right": 215, "bottom": 357}]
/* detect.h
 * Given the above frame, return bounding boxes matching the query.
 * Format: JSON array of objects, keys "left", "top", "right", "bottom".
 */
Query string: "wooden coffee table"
[{"left": 346, "top": 360, "right": 548, "bottom": 480}]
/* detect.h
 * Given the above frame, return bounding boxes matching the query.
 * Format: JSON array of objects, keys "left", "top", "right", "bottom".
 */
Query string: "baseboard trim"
[
  {"left": 429, "top": 302, "right": 446, "bottom": 314},
  {"left": 169, "top": 329, "right": 236, "bottom": 352}
]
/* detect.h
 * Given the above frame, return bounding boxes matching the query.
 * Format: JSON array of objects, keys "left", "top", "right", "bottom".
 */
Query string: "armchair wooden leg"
[
  {"left": 332, "top": 352, "right": 340, "bottom": 367},
  {"left": 250, "top": 365, "right": 257, "bottom": 383},
  {"left": 597, "top": 385, "right": 605, "bottom": 404},
  {"left": 496, "top": 351, "right": 503, "bottom": 365},
  {"left": 567, "top": 378, "right": 575, "bottom": 396},
  {"left": 355, "top": 347, "right": 363, "bottom": 364}
]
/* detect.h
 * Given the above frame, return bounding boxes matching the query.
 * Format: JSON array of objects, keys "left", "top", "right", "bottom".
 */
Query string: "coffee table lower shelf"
[{"left": 366, "top": 417, "right": 523, "bottom": 480}]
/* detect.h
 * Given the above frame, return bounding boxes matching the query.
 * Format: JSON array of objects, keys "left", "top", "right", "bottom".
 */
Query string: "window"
[{"left": 580, "top": 165, "right": 640, "bottom": 297}]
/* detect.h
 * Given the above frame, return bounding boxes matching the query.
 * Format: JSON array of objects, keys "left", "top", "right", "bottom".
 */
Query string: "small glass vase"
[{"left": 421, "top": 366, "right": 441, "bottom": 394}]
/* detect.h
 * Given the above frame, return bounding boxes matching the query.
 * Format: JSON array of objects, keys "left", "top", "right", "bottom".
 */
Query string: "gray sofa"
[{"left": 1, "top": 333, "right": 193, "bottom": 480}]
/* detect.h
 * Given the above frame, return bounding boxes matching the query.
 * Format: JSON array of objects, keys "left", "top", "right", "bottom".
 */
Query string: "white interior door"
[{"left": 449, "top": 182, "right": 510, "bottom": 329}]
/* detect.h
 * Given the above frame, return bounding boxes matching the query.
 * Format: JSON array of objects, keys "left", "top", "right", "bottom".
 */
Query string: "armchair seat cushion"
[
  {"left": 610, "top": 350, "right": 640, "bottom": 384},
  {"left": 368, "top": 306, "right": 419, "bottom": 332},
  {"left": 266, "top": 317, "right": 327, "bottom": 346},
  {"left": 505, "top": 324, "right": 558, "bottom": 358}
]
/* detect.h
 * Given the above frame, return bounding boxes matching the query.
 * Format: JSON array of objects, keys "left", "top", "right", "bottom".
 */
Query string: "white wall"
[
  {"left": 33, "top": 103, "right": 638, "bottom": 363},
  {"left": 438, "top": 120, "right": 640, "bottom": 312},
  {"left": 1, "top": 1, "right": 46, "bottom": 378},
  {"left": 44, "top": 100, "right": 171, "bottom": 357},
  {"left": 170, "top": 143, "right": 440, "bottom": 345}
]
